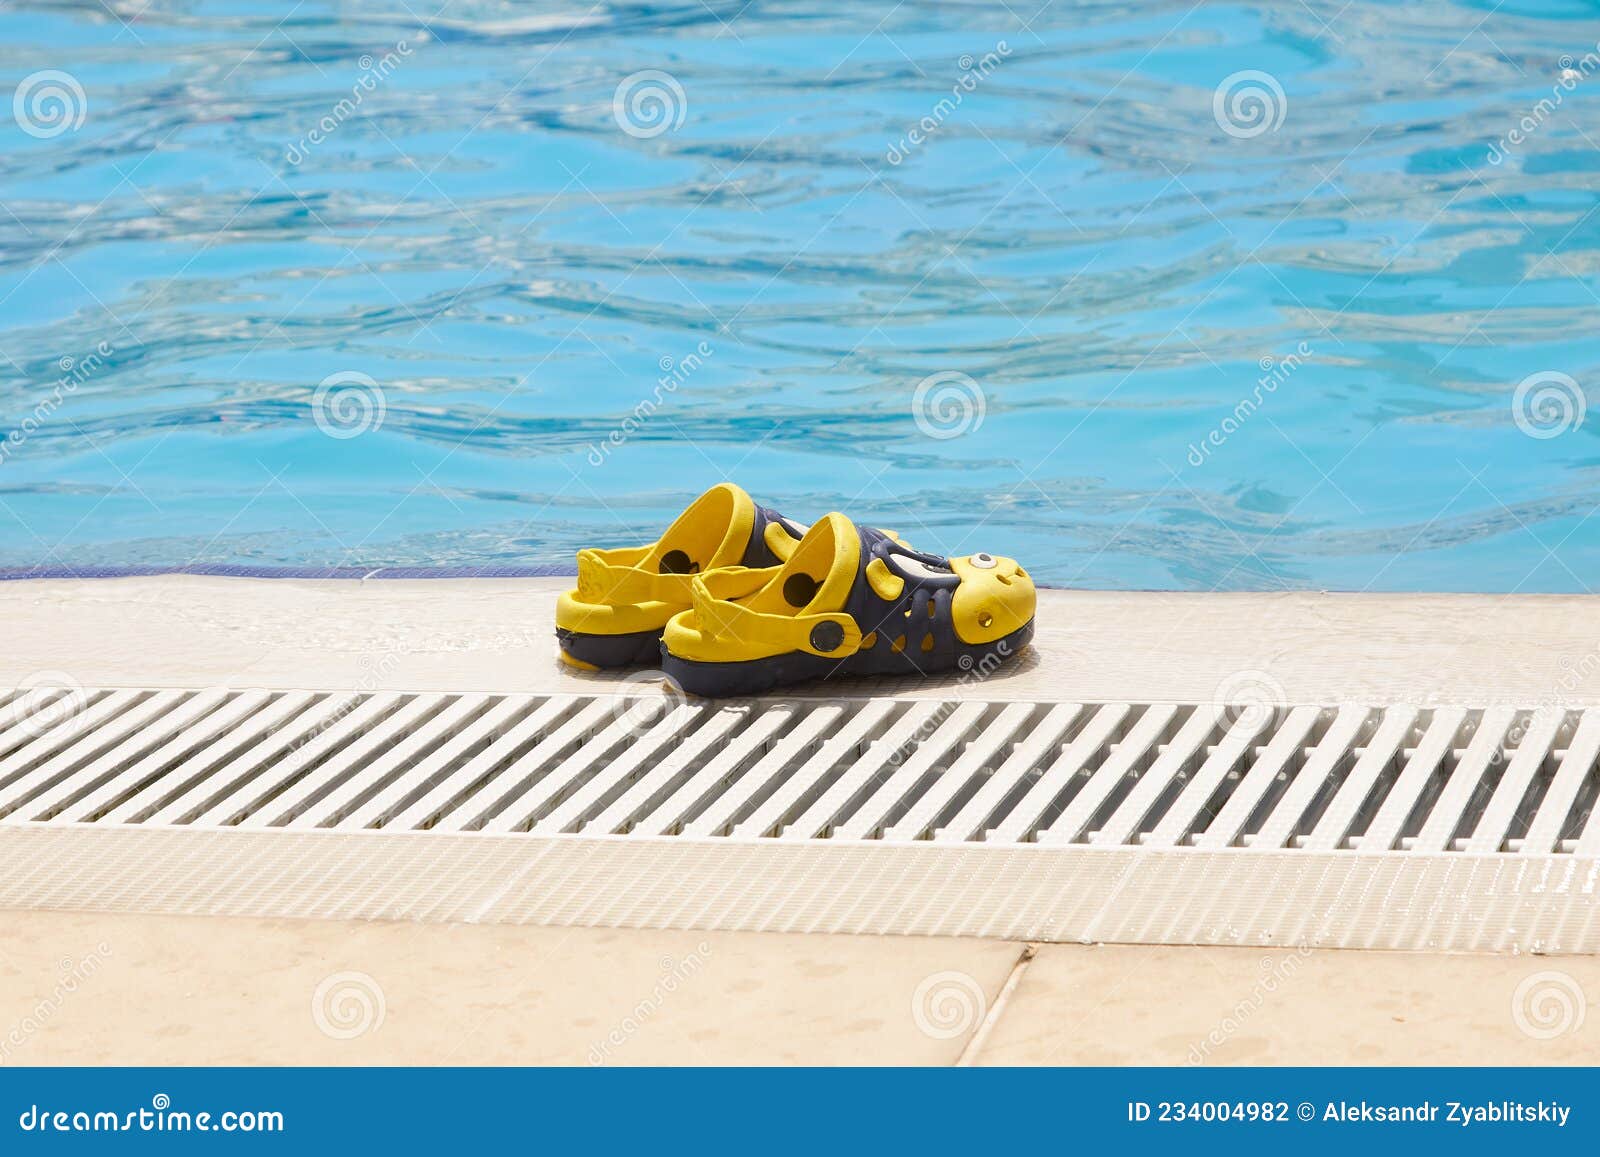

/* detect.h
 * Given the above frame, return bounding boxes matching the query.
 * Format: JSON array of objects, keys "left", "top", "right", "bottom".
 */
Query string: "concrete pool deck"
[
  {"left": 7, "top": 574, "right": 1600, "bottom": 707},
  {"left": 1, "top": 575, "right": 1598, "bottom": 1064},
  {"left": 1, "top": 911, "right": 1596, "bottom": 1065}
]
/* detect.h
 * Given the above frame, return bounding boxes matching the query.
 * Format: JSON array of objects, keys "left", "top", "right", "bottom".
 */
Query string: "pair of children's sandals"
[{"left": 556, "top": 484, "right": 1036, "bottom": 698}]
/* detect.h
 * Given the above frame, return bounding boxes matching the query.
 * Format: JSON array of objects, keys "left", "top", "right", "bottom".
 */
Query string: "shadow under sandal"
[
  {"left": 660, "top": 512, "right": 1036, "bottom": 698},
  {"left": 556, "top": 482, "right": 807, "bottom": 670}
]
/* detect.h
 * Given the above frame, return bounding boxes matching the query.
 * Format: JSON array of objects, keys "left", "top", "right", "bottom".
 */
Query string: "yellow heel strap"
[
  {"left": 575, "top": 548, "right": 697, "bottom": 607},
  {"left": 689, "top": 571, "right": 861, "bottom": 659}
]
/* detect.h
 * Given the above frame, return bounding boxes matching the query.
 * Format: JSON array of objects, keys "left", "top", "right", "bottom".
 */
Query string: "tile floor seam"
[{"left": 958, "top": 942, "right": 1036, "bottom": 1066}]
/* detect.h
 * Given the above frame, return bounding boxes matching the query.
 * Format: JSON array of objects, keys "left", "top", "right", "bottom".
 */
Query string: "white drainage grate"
[
  {"left": 5, "top": 688, "right": 1597, "bottom": 851},
  {"left": 3, "top": 685, "right": 1600, "bottom": 952}
]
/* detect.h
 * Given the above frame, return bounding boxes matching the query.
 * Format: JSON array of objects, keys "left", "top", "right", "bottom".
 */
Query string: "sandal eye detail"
[
  {"left": 660, "top": 512, "right": 1035, "bottom": 697},
  {"left": 950, "top": 553, "right": 1036, "bottom": 645}
]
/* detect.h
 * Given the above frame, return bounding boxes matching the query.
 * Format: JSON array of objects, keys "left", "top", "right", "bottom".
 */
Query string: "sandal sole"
[
  {"left": 662, "top": 620, "right": 1035, "bottom": 698},
  {"left": 555, "top": 627, "right": 663, "bottom": 670}
]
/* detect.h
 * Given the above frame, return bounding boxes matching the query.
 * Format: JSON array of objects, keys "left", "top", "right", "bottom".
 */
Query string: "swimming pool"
[{"left": 1, "top": 0, "right": 1596, "bottom": 591}]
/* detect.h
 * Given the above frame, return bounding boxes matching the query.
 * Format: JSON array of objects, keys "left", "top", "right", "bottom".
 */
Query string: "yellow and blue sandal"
[
  {"left": 556, "top": 483, "right": 812, "bottom": 670},
  {"left": 660, "top": 512, "right": 1035, "bottom": 697}
]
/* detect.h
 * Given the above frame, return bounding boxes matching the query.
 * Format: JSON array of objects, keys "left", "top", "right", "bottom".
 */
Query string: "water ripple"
[{"left": 1, "top": 0, "right": 1598, "bottom": 589}]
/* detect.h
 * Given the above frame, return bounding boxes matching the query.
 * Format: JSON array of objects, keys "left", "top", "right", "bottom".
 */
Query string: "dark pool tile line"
[
  {"left": 0, "top": 564, "right": 578, "bottom": 581},
  {"left": 1, "top": 565, "right": 1067, "bottom": 590}
]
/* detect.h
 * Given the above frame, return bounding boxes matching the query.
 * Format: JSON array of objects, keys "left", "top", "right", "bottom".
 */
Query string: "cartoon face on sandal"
[{"left": 948, "top": 552, "right": 1035, "bottom": 644}]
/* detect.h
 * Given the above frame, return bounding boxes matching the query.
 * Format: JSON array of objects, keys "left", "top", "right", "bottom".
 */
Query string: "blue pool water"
[{"left": 2, "top": 0, "right": 1599, "bottom": 591}]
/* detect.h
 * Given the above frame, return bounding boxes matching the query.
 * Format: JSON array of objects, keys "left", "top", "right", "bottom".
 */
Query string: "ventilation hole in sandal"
[
  {"left": 927, "top": 599, "right": 936, "bottom": 617},
  {"left": 891, "top": 635, "right": 906, "bottom": 653},
  {"left": 783, "top": 573, "right": 820, "bottom": 608},
  {"left": 861, "top": 632, "right": 877, "bottom": 649},
  {"left": 902, "top": 606, "right": 912, "bottom": 618},
  {"left": 659, "top": 550, "right": 697, "bottom": 575},
  {"left": 920, "top": 635, "right": 934, "bottom": 653},
  {"left": 977, "top": 611, "right": 994, "bottom": 629}
]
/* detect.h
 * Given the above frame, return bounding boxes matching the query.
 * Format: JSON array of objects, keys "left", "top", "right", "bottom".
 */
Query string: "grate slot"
[
  {"left": 284, "top": 695, "right": 498, "bottom": 829},
  {"left": 623, "top": 705, "right": 797, "bottom": 836},
  {"left": 532, "top": 703, "right": 705, "bottom": 835},
  {"left": 1353, "top": 708, "right": 1468, "bottom": 853},
  {"left": 1090, "top": 705, "right": 1223, "bottom": 846},
  {"left": 337, "top": 696, "right": 540, "bottom": 830},
  {"left": 144, "top": 694, "right": 345, "bottom": 825},
  {"left": 0, "top": 689, "right": 110, "bottom": 762},
  {"left": 0, "top": 691, "right": 150, "bottom": 798},
  {"left": 44, "top": 691, "right": 276, "bottom": 824},
  {"left": 985, "top": 700, "right": 1139, "bottom": 844},
  {"left": 386, "top": 696, "right": 579, "bottom": 830},
  {"left": 1407, "top": 706, "right": 1516, "bottom": 852},
  {"left": 680, "top": 703, "right": 848, "bottom": 838},
  {"left": 1570, "top": 773, "right": 1600, "bottom": 856},
  {"left": 235, "top": 693, "right": 445, "bottom": 827},
  {"left": 571, "top": 707, "right": 749, "bottom": 836},
  {"left": 13, "top": 690, "right": 240, "bottom": 823},
  {"left": 440, "top": 698, "right": 616, "bottom": 831},
  {"left": 1192, "top": 705, "right": 1322, "bottom": 849},
  {"left": 100, "top": 692, "right": 324, "bottom": 825},
  {"left": 732, "top": 700, "right": 899, "bottom": 839},
  {"left": 1247, "top": 706, "right": 1371, "bottom": 848},
  {"left": 832, "top": 701, "right": 989, "bottom": 841},
  {"left": 887, "top": 702, "right": 1038, "bottom": 841},
  {"left": 1299, "top": 707, "right": 1417, "bottom": 850},
  {"left": 782, "top": 701, "right": 949, "bottom": 839},
  {"left": 0, "top": 691, "right": 198, "bottom": 821},
  {"left": 1519, "top": 712, "right": 1600, "bottom": 855},
  {"left": 936, "top": 702, "right": 1085, "bottom": 843}
]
